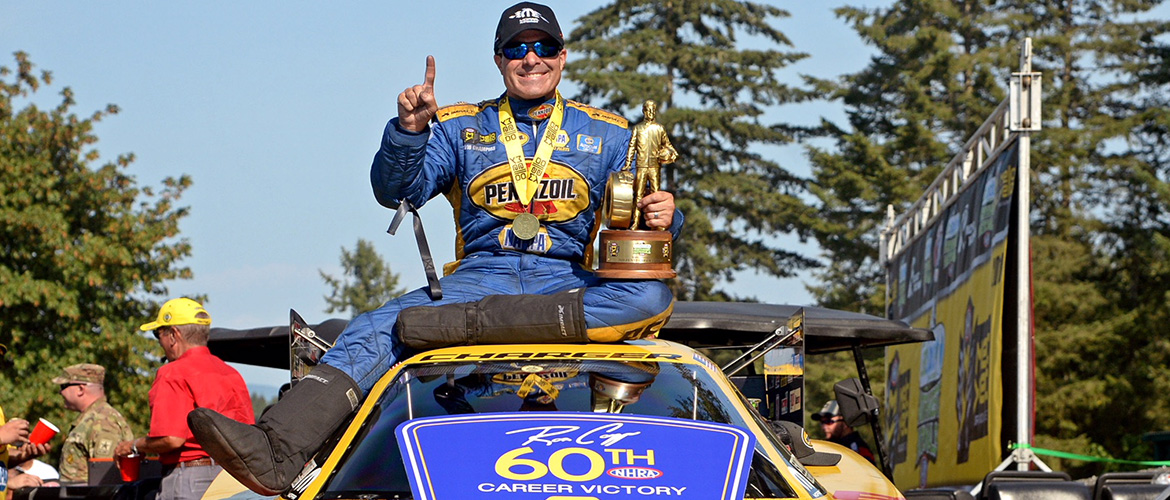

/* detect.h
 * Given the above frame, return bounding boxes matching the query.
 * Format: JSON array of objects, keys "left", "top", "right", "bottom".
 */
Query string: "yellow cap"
[{"left": 139, "top": 298, "right": 212, "bottom": 331}]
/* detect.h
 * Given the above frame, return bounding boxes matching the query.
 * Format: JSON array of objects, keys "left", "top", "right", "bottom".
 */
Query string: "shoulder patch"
[
  {"left": 436, "top": 102, "right": 481, "bottom": 122},
  {"left": 567, "top": 100, "right": 628, "bottom": 129}
]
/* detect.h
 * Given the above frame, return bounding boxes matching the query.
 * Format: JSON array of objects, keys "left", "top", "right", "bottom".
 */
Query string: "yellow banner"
[{"left": 884, "top": 142, "right": 1018, "bottom": 489}]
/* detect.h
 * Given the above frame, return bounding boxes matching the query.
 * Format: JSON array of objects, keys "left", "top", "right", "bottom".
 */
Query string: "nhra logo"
[
  {"left": 468, "top": 162, "right": 591, "bottom": 223},
  {"left": 607, "top": 467, "right": 664, "bottom": 480}
]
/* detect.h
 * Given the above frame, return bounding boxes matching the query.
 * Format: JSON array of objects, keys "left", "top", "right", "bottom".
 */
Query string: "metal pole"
[
  {"left": 1014, "top": 38, "right": 1035, "bottom": 470},
  {"left": 852, "top": 345, "right": 891, "bottom": 478}
]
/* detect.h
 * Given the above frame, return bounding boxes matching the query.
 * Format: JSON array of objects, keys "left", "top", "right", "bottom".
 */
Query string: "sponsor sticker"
[
  {"left": 554, "top": 129, "right": 570, "bottom": 151},
  {"left": 462, "top": 128, "right": 499, "bottom": 152},
  {"left": 576, "top": 134, "right": 602, "bottom": 154},
  {"left": 397, "top": 413, "right": 755, "bottom": 500},
  {"left": 500, "top": 225, "right": 553, "bottom": 254},
  {"left": 417, "top": 352, "right": 684, "bottom": 362},
  {"left": 529, "top": 104, "right": 554, "bottom": 121},
  {"left": 469, "top": 163, "right": 591, "bottom": 224}
]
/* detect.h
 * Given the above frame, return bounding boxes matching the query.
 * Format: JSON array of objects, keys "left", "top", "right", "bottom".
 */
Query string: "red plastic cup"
[
  {"left": 28, "top": 418, "right": 59, "bottom": 445},
  {"left": 118, "top": 454, "right": 142, "bottom": 482}
]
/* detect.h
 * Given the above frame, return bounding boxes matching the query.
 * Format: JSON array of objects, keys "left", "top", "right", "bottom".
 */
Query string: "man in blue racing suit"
[{"left": 189, "top": 2, "right": 681, "bottom": 495}]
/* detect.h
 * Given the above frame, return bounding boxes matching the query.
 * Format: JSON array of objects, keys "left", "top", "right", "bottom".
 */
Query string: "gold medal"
[
  {"left": 513, "top": 212, "right": 540, "bottom": 240},
  {"left": 499, "top": 93, "right": 564, "bottom": 205}
]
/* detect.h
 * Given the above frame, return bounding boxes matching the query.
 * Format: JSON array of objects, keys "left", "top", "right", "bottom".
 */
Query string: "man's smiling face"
[{"left": 495, "top": 30, "right": 566, "bottom": 101}]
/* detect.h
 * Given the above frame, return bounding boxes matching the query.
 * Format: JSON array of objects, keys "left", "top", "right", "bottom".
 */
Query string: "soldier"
[{"left": 53, "top": 363, "right": 133, "bottom": 484}]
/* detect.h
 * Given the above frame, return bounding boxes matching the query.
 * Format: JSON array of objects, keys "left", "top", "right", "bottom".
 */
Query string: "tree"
[
  {"left": 798, "top": 1, "right": 1017, "bottom": 454},
  {"left": 811, "top": 0, "right": 1170, "bottom": 477},
  {"left": 251, "top": 391, "right": 276, "bottom": 418},
  {"left": 1000, "top": 0, "right": 1170, "bottom": 475},
  {"left": 0, "top": 52, "right": 193, "bottom": 449},
  {"left": 566, "top": 0, "right": 818, "bottom": 301},
  {"left": 806, "top": 0, "right": 1012, "bottom": 313},
  {"left": 320, "top": 238, "right": 404, "bottom": 318}
]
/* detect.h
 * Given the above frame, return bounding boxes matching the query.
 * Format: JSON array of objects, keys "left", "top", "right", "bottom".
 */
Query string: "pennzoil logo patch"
[
  {"left": 469, "top": 162, "right": 590, "bottom": 223},
  {"left": 529, "top": 103, "right": 554, "bottom": 120}
]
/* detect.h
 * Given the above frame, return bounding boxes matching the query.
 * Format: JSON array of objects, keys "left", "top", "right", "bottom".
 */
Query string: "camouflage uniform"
[
  {"left": 52, "top": 363, "right": 134, "bottom": 484},
  {"left": 58, "top": 397, "right": 133, "bottom": 483}
]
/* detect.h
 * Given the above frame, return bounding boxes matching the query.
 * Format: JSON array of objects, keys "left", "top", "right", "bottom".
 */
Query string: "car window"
[{"left": 318, "top": 360, "right": 802, "bottom": 498}]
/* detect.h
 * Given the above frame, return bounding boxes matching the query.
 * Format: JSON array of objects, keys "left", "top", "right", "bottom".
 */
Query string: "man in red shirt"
[{"left": 114, "top": 298, "right": 254, "bottom": 500}]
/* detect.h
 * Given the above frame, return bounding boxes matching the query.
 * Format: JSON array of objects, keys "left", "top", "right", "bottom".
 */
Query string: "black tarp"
[{"left": 207, "top": 302, "right": 931, "bottom": 369}]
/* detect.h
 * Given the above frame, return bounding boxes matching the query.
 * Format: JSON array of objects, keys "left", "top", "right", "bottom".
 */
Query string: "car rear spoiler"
[
  {"left": 660, "top": 302, "right": 932, "bottom": 354},
  {"left": 208, "top": 302, "right": 931, "bottom": 369}
]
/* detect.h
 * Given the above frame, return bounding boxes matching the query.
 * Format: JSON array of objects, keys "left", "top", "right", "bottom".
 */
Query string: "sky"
[{"left": 1, "top": 1, "right": 883, "bottom": 394}]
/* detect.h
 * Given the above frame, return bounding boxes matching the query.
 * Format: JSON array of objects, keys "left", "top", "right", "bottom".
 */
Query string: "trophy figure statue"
[{"left": 598, "top": 100, "right": 677, "bottom": 279}]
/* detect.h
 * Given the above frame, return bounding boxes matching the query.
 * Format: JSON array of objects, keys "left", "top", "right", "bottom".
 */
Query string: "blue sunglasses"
[{"left": 499, "top": 40, "right": 563, "bottom": 60}]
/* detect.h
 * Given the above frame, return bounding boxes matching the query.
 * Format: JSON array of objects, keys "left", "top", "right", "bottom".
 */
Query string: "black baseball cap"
[
  {"left": 494, "top": 2, "right": 563, "bottom": 54},
  {"left": 772, "top": 420, "right": 842, "bottom": 467}
]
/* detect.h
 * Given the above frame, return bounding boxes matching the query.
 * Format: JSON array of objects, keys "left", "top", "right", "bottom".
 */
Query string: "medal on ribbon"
[{"left": 499, "top": 92, "right": 564, "bottom": 240}]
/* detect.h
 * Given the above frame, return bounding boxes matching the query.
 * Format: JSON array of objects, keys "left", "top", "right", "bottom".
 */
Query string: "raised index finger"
[{"left": 423, "top": 55, "right": 436, "bottom": 89}]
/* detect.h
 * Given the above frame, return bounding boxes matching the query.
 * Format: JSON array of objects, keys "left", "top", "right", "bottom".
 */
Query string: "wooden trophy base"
[{"left": 596, "top": 229, "right": 676, "bottom": 279}]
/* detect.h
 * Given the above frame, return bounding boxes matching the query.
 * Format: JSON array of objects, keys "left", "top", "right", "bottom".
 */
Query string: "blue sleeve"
[
  {"left": 369, "top": 117, "right": 457, "bottom": 209},
  {"left": 668, "top": 207, "right": 684, "bottom": 240}
]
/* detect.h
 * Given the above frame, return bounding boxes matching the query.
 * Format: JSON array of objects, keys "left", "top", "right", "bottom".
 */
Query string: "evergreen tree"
[
  {"left": 799, "top": 1, "right": 1015, "bottom": 447},
  {"left": 1002, "top": 0, "right": 1170, "bottom": 475},
  {"left": 0, "top": 52, "right": 193, "bottom": 444},
  {"left": 566, "top": 0, "right": 817, "bottom": 301},
  {"left": 806, "top": 0, "right": 1011, "bottom": 313},
  {"left": 815, "top": 0, "right": 1170, "bottom": 476},
  {"left": 320, "top": 238, "right": 404, "bottom": 318}
]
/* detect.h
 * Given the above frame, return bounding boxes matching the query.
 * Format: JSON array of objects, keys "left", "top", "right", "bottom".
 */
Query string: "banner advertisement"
[
  {"left": 397, "top": 412, "right": 755, "bottom": 500},
  {"left": 884, "top": 142, "right": 1018, "bottom": 488}
]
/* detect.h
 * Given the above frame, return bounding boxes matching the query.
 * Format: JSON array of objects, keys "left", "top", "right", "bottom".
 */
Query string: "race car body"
[{"left": 236, "top": 339, "right": 904, "bottom": 500}]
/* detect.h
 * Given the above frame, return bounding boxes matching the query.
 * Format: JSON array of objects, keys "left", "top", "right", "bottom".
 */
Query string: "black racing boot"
[
  {"left": 188, "top": 364, "right": 361, "bottom": 495},
  {"left": 397, "top": 289, "right": 588, "bottom": 349}
]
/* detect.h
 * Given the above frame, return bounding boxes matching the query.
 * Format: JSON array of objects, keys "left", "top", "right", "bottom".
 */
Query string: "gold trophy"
[{"left": 597, "top": 100, "right": 677, "bottom": 279}]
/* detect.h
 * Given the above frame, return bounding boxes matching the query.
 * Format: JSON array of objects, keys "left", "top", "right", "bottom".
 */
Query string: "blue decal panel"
[{"left": 397, "top": 412, "right": 755, "bottom": 500}]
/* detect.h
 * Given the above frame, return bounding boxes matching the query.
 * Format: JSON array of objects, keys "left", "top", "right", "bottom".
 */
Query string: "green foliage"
[
  {"left": 806, "top": 0, "right": 1012, "bottom": 312},
  {"left": 1002, "top": 0, "right": 1170, "bottom": 477},
  {"left": 566, "top": 0, "right": 818, "bottom": 301},
  {"left": 812, "top": 0, "right": 1170, "bottom": 478},
  {"left": 320, "top": 238, "right": 404, "bottom": 318},
  {"left": 250, "top": 391, "right": 276, "bottom": 419},
  {"left": 0, "top": 52, "right": 193, "bottom": 454}
]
